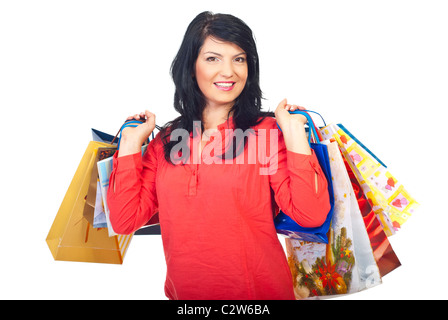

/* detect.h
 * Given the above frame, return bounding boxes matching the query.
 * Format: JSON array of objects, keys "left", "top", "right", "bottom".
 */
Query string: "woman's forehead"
[{"left": 200, "top": 36, "right": 245, "bottom": 55}]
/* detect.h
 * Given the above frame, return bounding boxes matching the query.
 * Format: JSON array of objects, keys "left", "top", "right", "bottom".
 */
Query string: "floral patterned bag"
[{"left": 285, "top": 141, "right": 382, "bottom": 299}]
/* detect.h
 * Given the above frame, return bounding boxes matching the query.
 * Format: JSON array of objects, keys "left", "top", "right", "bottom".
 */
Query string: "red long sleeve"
[
  {"left": 108, "top": 136, "right": 160, "bottom": 235},
  {"left": 107, "top": 117, "right": 330, "bottom": 300}
]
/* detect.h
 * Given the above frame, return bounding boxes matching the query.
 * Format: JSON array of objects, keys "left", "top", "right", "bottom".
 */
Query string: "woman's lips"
[{"left": 214, "top": 82, "right": 236, "bottom": 91}]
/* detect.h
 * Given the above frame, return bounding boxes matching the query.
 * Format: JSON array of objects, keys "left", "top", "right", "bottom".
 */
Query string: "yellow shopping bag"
[
  {"left": 46, "top": 141, "right": 133, "bottom": 264},
  {"left": 320, "top": 124, "right": 419, "bottom": 236}
]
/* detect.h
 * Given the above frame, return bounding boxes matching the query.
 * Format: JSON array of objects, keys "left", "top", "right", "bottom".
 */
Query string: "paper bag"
[
  {"left": 46, "top": 141, "right": 132, "bottom": 264},
  {"left": 286, "top": 141, "right": 381, "bottom": 299},
  {"left": 83, "top": 147, "right": 117, "bottom": 228},
  {"left": 320, "top": 124, "right": 419, "bottom": 235}
]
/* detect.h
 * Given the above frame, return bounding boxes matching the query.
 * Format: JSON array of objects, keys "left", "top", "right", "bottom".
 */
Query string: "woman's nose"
[{"left": 220, "top": 61, "right": 234, "bottom": 78}]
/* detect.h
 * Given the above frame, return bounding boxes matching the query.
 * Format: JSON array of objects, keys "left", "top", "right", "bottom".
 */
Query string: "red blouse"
[{"left": 107, "top": 116, "right": 330, "bottom": 300}]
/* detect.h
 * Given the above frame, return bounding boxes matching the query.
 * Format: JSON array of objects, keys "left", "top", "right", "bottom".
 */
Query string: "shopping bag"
[
  {"left": 274, "top": 111, "right": 334, "bottom": 243},
  {"left": 285, "top": 141, "right": 382, "bottom": 299},
  {"left": 83, "top": 147, "right": 117, "bottom": 228},
  {"left": 97, "top": 152, "right": 123, "bottom": 237},
  {"left": 96, "top": 143, "right": 155, "bottom": 236},
  {"left": 91, "top": 124, "right": 161, "bottom": 236},
  {"left": 320, "top": 124, "right": 419, "bottom": 235},
  {"left": 98, "top": 119, "right": 158, "bottom": 236},
  {"left": 343, "top": 155, "right": 401, "bottom": 277},
  {"left": 46, "top": 141, "right": 133, "bottom": 264},
  {"left": 92, "top": 128, "right": 118, "bottom": 145}
]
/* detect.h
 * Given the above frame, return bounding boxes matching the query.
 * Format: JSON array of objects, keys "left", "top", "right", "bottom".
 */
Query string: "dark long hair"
[{"left": 161, "top": 11, "right": 273, "bottom": 163}]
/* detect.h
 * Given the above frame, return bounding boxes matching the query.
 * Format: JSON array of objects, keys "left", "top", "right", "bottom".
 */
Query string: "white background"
[{"left": 1, "top": 0, "right": 447, "bottom": 300}]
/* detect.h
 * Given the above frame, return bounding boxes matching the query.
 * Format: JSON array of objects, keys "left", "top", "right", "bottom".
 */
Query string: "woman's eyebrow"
[
  {"left": 203, "top": 51, "right": 246, "bottom": 58},
  {"left": 233, "top": 52, "right": 247, "bottom": 57}
]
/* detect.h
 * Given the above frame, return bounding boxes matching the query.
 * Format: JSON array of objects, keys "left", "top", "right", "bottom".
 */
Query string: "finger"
[
  {"left": 144, "top": 110, "right": 156, "bottom": 124},
  {"left": 126, "top": 113, "right": 146, "bottom": 121},
  {"left": 277, "top": 98, "right": 287, "bottom": 108},
  {"left": 275, "top": 99, "right": 288, "bottom": 113},
  {"left": 144, "top": 110, "right": 154, "bottom": 118},
  {"left": 287, "top": 104, "right": 306, "bottom": 111}
]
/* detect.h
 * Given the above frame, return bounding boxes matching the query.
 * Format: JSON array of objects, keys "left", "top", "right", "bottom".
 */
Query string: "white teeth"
[{"left": 215, "top": 82, "right": 234, "bottom": 87}]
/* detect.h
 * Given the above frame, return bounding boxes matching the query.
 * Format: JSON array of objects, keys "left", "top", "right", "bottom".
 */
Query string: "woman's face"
[{"left": 195, "top": 36, "right": 248, "bottom": 110}]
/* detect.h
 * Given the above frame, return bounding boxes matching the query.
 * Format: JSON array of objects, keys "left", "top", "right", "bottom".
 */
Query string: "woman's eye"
[
  {"left": 206, "top": 57, "right": 219, "bottom": 62},
  {"left": 234, "top": 57, "right": 246, "bottom": 63}
]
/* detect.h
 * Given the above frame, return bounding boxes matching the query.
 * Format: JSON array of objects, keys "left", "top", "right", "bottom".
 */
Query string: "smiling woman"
[
  {"left": 161, "top": 11, "right": 266, "bottom": 164},
  {"left": 107, "top": 11, "right": 330, "bottom": 300},
  {"left": 195, "top": 37, "right": 248, "bottom": 109},
  {"left": 195, "top": 36, "right": 249, "bottom": 138}
]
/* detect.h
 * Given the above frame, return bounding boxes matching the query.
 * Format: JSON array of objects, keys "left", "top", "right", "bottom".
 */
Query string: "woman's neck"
[{"left": 202, "top": 103, "right": 233, "bottom": 131}]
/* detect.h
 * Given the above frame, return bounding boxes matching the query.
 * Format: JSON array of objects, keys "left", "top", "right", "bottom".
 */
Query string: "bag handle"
[
  {"left": 303, "top": 110, "right": 327, "bottom": 127},
  {"left": 302, "top": 111, "right": 324, "bottom": 142},
  {"left": 111, "top": 119, "right": 158, "bottom": 149},
  {"left": 277, "top": 110, "right": 321, "bottom": 145}
]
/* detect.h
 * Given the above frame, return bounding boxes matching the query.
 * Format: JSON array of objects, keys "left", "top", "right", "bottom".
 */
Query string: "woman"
[{"left": 107, "top": 11, "right": 330, "bottom": 300}]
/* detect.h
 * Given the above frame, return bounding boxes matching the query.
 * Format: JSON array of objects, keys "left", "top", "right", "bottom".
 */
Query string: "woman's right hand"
[{"left": 118, "top": 110, "right": 156, "bottom": 157}]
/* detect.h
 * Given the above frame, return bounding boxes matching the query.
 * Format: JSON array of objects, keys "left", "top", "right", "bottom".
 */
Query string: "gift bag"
[
  {"left": 92, "top": 128, "right": 118, "bottom": 145},
  {"left": 343, "top": 155, "right": 401, "bottom": 277},
  {"left": 46, "top": 141, "right": 133, "bottom": 264},
  {"left": 91, "top": 125, "right": 161, "bottom": 236},
  {"left": 321, "top": 124, "right": 419, "bottom": 235},
  {"left": 83, "top": 147, "right": 117, "bottom": 228},
  {"left": 286, "top": 141, "right": 381, "bottom": 299},
  {"left": 274, "top": 111, "right": 335, "bottom": 243},
  {"left": 97, "top": 119, "right": 156, "bottom": 236},
  {"left": 97, "top": 143, "right": 156, "bottom": 236}
]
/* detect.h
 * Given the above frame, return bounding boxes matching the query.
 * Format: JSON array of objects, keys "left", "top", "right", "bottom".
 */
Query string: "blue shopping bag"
[{"left": 274, "top": 110, "right": 335, "bottom": 243}]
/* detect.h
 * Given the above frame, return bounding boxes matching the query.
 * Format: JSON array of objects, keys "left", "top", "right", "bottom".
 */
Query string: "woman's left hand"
[
  {"left": 275, "top": 98, "right": 307, "bottom": 133},
  {"left": 275, "top": 98, "right": 312, "bottom": 155}
]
